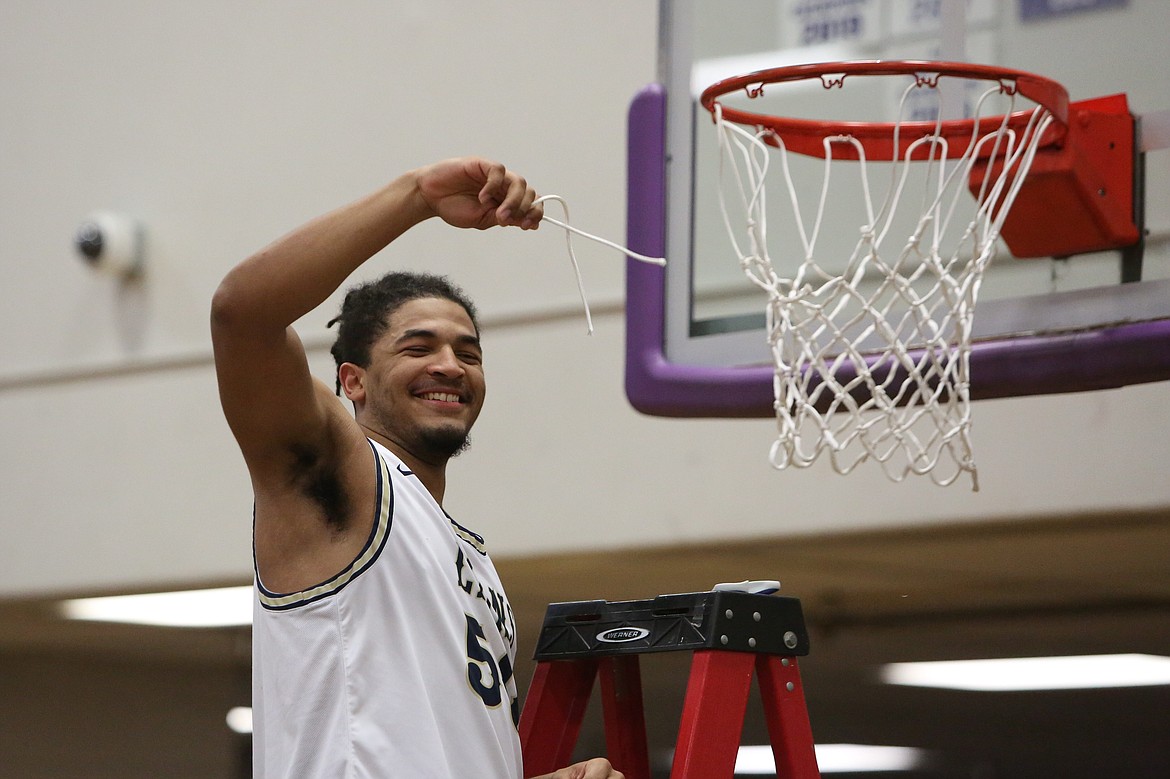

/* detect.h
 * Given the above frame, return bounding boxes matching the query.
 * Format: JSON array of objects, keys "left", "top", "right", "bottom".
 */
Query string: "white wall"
[
  {"left": 2, "top": 1, "right": 1168, "bottom": 598},
  {"left": 0, "top": 0, "right": 659, "bottom": 596}
]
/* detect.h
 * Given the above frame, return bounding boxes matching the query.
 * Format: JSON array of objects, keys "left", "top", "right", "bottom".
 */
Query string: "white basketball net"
[{"left": 711, "top": 75, "right": 1055, "bottom": 489}]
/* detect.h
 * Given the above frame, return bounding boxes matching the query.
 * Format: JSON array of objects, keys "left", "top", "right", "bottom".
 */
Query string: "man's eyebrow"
[
  {"left": 397, "top": 329, "right": 482, "bottom": 349},
  {"left": 396, "top": 328, "right": 436, "bottom": 342}
]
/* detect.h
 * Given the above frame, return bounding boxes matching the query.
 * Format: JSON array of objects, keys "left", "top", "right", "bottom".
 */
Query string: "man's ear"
[{"left": 338, "top": 363, "right": 366, "bottom": 404}]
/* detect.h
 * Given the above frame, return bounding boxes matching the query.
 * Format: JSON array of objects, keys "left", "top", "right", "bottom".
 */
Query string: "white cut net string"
[
  {"left": 535, "top": 194, "right": 665, "bottom": 334},
  {"left": 712, "top": 79, "right": 1054, "bottom": 489}
]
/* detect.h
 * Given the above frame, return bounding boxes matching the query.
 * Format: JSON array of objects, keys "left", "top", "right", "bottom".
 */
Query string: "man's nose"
[{"left": 427, "top": 345, "right": 465, "bottom": 376}]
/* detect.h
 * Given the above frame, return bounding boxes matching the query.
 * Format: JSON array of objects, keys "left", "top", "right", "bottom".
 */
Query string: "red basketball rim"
[{"left": 699, "top": 60, "right": 1070, "bottom": 161}]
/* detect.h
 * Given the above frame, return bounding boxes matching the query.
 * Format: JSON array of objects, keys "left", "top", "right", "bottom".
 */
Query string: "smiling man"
[
  {"left": 211, "top": 158, "right": 621, "bottom": 779},
  {"left": 332, "top": 275, "right": 486, "bottom": 474}
]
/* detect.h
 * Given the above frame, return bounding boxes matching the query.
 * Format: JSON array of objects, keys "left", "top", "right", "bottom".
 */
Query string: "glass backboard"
[{"left": 625, "top": 0, "right": 1170, "bottom": 417}]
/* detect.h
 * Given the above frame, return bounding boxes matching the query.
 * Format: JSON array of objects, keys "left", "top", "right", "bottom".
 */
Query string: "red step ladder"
[{"left": 519, "top": 590, "right": 821, "bottom": 779}]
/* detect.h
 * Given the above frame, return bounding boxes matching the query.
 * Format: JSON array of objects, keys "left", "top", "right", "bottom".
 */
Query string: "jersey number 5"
[{"left": 464, "top": 614, "right": 519, "bottom": 725}]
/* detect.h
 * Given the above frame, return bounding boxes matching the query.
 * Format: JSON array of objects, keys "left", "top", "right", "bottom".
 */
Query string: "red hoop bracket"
[{"left": 972, "top": 92, "right": 1139, "bottom": 258}]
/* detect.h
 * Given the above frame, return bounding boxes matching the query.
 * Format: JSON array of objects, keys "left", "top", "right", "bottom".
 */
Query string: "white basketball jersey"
[{"left": 252, "top": 440, "right": 522, "bottom": 779}]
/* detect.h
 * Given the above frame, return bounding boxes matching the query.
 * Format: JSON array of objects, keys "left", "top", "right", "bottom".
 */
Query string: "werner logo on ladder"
[{"left": 519, "top": 582, "right": 821, "bottom": 779}]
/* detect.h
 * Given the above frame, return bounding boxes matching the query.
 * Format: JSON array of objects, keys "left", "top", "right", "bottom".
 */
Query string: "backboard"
[{"left": 625, "top": 0, "right": 1170, "bottom": 417}]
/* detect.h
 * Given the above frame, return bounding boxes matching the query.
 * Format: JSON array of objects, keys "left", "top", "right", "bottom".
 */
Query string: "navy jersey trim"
[{"left": 445, "top": 511, "right": 488, "bottom": 556}]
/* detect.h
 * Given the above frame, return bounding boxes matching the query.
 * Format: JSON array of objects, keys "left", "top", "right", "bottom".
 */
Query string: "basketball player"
[{"left": 212, "top": 157, "right": 622, "bottom": 779}]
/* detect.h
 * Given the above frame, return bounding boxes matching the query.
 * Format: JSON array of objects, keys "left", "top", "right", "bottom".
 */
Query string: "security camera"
[{"left": 74, "top": 211, "right": 145, "bottom": 279}]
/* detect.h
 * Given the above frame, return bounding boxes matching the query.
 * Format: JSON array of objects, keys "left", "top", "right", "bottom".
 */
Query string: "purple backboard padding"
[
  {"left": 971, "top": 322, "right": 1170, "bottom": 399},
  {"left": 624, "top": 83, "right": 776, "bottom": 417},
  {"left": 623, "top": 83, "right": 1170, "bottom": 418}
]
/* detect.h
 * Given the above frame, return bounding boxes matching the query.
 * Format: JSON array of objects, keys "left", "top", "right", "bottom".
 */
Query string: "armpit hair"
[{"left": 286, "top": 440, "right": 350, "bottom": 532}]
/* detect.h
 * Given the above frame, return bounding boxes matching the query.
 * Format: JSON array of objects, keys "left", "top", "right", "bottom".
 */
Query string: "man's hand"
[
  {"left": 414, "top": 157, "right": 543, "bottom": 231},
  {"left": 532, "top": 757, "right": 624, "bottom": 779}
]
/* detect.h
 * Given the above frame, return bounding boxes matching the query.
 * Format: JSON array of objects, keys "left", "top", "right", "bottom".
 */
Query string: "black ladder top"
[{"left": 532, "top": 590, "right": 810, "bottom": 661}]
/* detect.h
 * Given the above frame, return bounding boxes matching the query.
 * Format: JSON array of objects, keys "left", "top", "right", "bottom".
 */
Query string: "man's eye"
[{"left": 459, "top": 353, "right": 482, "bottom": 364}]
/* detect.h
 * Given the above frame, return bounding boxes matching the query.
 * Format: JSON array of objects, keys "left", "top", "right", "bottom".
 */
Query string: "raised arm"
[
  {"left": 211, "top": 159, "right": 541, "bottom": 591},
  {"left": 211, "top": 158, "right": 541, "bottom": 469}
]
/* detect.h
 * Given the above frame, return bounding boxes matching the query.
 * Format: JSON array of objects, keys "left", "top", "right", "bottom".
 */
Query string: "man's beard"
[
  {"left": 418, "top": 424, "right": 472, "bottom": 460},
  {"left": 367, "top": 403, "right": 475, "bottom": 463}
]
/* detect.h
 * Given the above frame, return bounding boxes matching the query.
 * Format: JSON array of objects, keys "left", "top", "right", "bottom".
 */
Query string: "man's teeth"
[{"left": 421, "top": 392, "right": 460, "bottom": 403}]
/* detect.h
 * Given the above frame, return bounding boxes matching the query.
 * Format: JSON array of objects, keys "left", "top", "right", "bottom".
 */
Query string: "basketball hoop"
[{"left": 699, "top": 60, "right": 1071, "bottom": 489}]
